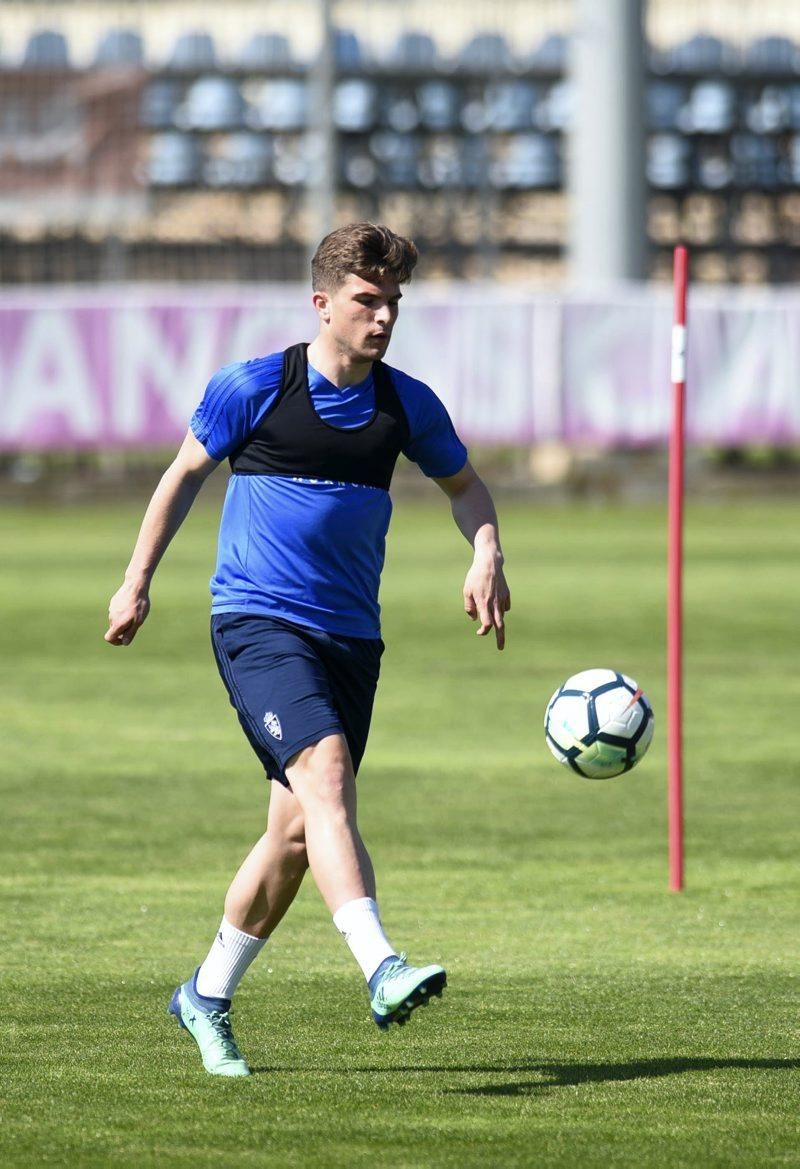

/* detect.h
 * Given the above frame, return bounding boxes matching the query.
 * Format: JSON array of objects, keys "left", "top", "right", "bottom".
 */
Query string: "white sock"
[
  {"left": 195, "top": 917, "right": 267, "bottom": 1000},
  {"left": 333, "top": 897, "right": 396, "bottom": 982}
]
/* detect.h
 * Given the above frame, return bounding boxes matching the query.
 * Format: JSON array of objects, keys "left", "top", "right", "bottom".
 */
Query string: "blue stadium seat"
[
  {"left": 417, "top": 137, "right": 464, "bottom": 188},
  {"left": 204, "top": 132, "right": 273, "bottom": 187},
  {"left": 460, "top": 137, "right": 491, "bottom": 188},
  {"left": 388, "top": 32, "right": 439, "bottom": 71},
  {"left": 23, "top": 29, "right": 70, "bottom": 69},
  {"left": 457, "top": 32, "right": 515, "bottom": 72},
  {"left": 383, "top": 93, "right": 420, "bottom": 133},
  {"left": 272, "top": 136, "right": 309, "bottom": 185},
  {"left": 730, "top": 133, "right": 779, "bottom": 186},
  {"left": 368, "top": 132, "right": 420, "bottom": 186},
  {"left": 665, "top": 34, "right": 738, "bottom": 74},
  {"left": 647, "top": 81, "right": 685, "bottom": 130},
  {"left": 745, "top": 86, "right": 791, "bottom": 133},
  {"left": 528, "top": 33, "right": 568, "bottom": 73},
  {"left": 238, "top": 33, "right": 293, "bottom": 71},
  {"left": 333, "top": 29, "right": 363, "bottom": 71},
  {"left": 416, "top": 81, "right": 460, "bottom": 130},
  {"left": 140, "top": 79, "right": 182, "bottom": 129},
  {"left": 94, "top": 28, "right": 144, "bottom": 68},
  {"left": 743, "top": 36, "right": 800, "bottom": 74},
  {"left": 442, "top": 138, "right": 491, "bottom": 189},
  {"left": 533, "top": 81, "right": 573, "bottom": 132},
  {"left": 175, "top": 77, "right": 246, "bottom": 131},
  {"left": 647, "top": 133, "right": 692, "bottom": 188},
  {"left": 245, "top": 79, "right": 307, "bottom": 131},
  {"left": 145, "top": 133, "right": 203, "bottom": 185},
  {"left": 678, "top": 81, "right": 736, "bottom": 133},
  {"left": 339, "top": 143, "right": 378, "bottom": 188},
  {"left": 693, "top": 141, "right": 734, "bottom": 189},
  {"left": 334, "top": 80, "right": 378, "bottom": 132},
  {"left": 168, "top": 30, "right": 217, "bottom": 71},
  {"left": 482, "top": 81, "right": 539, "bottom": 131},
  {"left": 491, "top": 133, "right": 560, "bottom": 189}
]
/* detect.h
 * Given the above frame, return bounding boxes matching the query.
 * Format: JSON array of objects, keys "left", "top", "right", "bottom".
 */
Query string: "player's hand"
[
  {"left": 463, "top": 551, "right": 511, "bottom": 651},
  {"left": 105, "top": 580, "right": 151, "bottom": 647}
]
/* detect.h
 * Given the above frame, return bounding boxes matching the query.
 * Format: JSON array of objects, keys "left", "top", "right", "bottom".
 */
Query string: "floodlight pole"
[
  {"left": 569, "top": 0, "right": 647, "bottom": 283},
  {"left": 668, "top": 245, "right": 688, "bottom": 892},
  {"left": 306, "top": 0, "right": 337, "bottom": 270}
]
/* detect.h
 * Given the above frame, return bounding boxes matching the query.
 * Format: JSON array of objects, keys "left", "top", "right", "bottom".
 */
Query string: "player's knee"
[
  {"left": 288, "top": 737, "right": 354, "bottom": 813},
  {"left": 309, "top": 761, "right": 351, "bottom": 811}
]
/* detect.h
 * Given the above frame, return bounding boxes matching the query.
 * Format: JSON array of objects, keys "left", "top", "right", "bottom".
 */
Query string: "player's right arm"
[{"left": 105, "top": 429, "right": 218, "bottom": 647}]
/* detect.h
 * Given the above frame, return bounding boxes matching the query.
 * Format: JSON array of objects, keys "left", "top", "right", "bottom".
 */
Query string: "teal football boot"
[
  {"left": 369, "top": 954, "right": 447, "bottom": 1030},
  {"left": 168, "top": 970, "right": 251, "bottom": 1077}
]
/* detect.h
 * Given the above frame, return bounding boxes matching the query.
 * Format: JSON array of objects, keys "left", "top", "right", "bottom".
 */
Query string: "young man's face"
[{"left": 315, "top": 272, "right": 402, "bottom": 363}]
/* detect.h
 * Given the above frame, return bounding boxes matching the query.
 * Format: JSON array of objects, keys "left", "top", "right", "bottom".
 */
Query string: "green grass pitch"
[{"left": 1, "top": 491, "right": 797, "bottom": 1168}]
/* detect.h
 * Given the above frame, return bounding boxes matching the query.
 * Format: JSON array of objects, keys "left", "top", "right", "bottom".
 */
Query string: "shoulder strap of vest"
[
  {"left": 282, "top": 341, "right": 309, "bottom": 386},
  {"left": 372, "top": 359, "right": 390, "bottom": 395},
  {"left": 372, "top": 361, "right": 409, "bottom": 437}
]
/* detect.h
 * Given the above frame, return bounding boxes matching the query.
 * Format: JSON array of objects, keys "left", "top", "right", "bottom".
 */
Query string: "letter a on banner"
[{"left": 2, "top": 310, "right": 99, "bottom": 444}]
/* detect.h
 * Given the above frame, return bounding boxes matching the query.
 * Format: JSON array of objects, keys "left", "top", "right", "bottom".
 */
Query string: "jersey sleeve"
[
  {"left": 391, "top": 368, "right": 468, "bottom": 479},
  {"left": 190, "top": 353, "right": 283, "bottom": 461}
]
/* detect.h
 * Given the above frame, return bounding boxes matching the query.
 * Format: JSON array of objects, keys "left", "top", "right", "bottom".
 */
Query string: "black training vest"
[{"left": 229, "top": 343, "right": 410, "bottom": 491}]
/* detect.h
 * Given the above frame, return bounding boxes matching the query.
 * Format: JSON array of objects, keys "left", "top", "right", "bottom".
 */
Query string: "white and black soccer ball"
[{"left": 544, "top": 669, "right": 654, "bottom": 780}]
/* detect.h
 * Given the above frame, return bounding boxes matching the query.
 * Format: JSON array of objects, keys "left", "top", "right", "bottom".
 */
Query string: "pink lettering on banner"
[
  {"left": 0, "top": 308, "right": 103, "bottom": 447},
  {"left": 0, "top": 291, "right": 315, "bottom": 450}
]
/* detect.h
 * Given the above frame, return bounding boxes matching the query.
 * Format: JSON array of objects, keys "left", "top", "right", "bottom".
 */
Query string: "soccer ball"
[{"left": 544, "top": 669, "right": 654, "bottom": 779}]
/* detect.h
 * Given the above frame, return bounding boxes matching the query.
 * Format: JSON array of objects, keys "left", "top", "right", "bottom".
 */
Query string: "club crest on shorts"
[{"left": 263, "top": 711, "right": 283, "bottom": 740}]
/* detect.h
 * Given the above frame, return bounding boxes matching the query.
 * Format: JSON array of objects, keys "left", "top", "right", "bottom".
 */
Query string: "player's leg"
[
  {"left": 284, "top": 733, "right": 370, "bottom": 912},
  {"left": 168, "top": 783, "right": 309, "bottom": 1077},
  {"left": 196, "top": 781, "right": 308, "bottom": 996},
  {"left": 223, "top": 780, "right": 309, "bottom": 937},
  {"left": 286, "top": 733, "right": 446, "bottom": 1028}
]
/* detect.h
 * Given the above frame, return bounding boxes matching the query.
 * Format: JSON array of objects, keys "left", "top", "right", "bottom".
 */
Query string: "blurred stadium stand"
[{"left": 2, "top": 0, "right": 800, "bottom": 284}]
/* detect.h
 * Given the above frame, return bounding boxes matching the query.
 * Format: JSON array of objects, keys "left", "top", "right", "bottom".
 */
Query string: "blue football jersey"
[{"left": 190, "top": 351, "right": 467, "bottom": 638}]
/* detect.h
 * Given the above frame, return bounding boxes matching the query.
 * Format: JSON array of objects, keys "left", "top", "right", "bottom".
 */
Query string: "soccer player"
[{"left": 105, "top": 223, "right": 510, "bottom": 1077}]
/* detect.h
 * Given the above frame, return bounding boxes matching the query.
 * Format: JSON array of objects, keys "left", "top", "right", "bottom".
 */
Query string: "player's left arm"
[{"left": 434, "top": 460, "right": 511, "bottom": 651}]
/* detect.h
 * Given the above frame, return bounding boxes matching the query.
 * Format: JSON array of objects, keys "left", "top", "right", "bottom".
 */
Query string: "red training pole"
[{"left": 668, "top": 245, "right": 688, "bottom": 892}]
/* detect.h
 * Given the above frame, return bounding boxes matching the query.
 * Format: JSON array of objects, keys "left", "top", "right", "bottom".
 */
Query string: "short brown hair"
[{"left": 311, "top": 222, "right": 418, "bottom": 291}]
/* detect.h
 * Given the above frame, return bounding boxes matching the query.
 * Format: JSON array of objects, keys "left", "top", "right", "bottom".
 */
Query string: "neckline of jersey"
[{"left": 303, "top": 347, "right": 380, "bottom": 435}]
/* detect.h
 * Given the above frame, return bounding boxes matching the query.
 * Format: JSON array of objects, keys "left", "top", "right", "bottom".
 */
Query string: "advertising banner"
[{"left": 2, "top": 285, "right": 799, "bottom": 449}]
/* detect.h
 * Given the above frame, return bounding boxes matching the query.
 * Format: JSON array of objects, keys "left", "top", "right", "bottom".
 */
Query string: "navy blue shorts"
[{"left": 210, "top": 613, "right": 383, "bottom": 787}]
